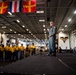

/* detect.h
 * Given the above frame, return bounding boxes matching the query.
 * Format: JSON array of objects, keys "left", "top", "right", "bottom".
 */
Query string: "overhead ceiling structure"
[{"left": 0, "top": 0, "right": 76, "bottom": 40}]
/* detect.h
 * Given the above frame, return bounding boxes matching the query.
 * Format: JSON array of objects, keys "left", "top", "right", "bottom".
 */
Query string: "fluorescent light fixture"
[
  {"left": 44, "top": 29, "right": 46, "bottom": 31},
  {"left": 21, "top": 35, "right": 23, "bottom": 37},
  {"left": 36, "top": 11, "right": 44, "bottom": 13},
  {"left": 22, "top": 25, "right": 25, "bottom": 28},
  {"left": 43, "top": 25, "right": 45, "bottom": 27},
  {"left": 14, "top": 37, "right": 15, "bottom": 38},
  {"left": 68, "top": 19, "right": 72, "bottom": 22},
  {"left": 2, "top": 26, "right": 6, "bottom": 28},
  {"left": 29, "top": 39, "right": 32, "bottom": 41},
  {"left": 26, "top": 29, "right": 29, "bottom": 31},
  {"left": 29, "top": 31, "right": 31, "bottom": 33},
  {"left": 39, "top": 20, "right": 45, "bottom": 22},
  {"left": 8, "top": 12, "right": 12, "bottom": 15},
  {"left": 10, "top": 29, "right": 12, "bottom": 31},
  {"left": 24, "top": 37, "right": 26, "bottom": 38},
  {"left": 17, "top": 20, "right": 20, "bottom": 23},
  {"left": 6, "top": 34, "right": 8, "bottom": 35},
  {"left": 47, "top": 28, "right": 49, "bottom": 31},
  {"left": 11, "top": 36, "right": 13, "bottom": 37},
  {"left": 31, "top": 33, "right": 33, "bottom": 35},
  {"left": 44, "top": 32, "right": 46, "bottom": 33},
  {"left": 33, "top": 35, "right": 36, "bottom": 38},
  {"left": 62, "top": 29, "right": 64, "bottom": 31},
  {"left": 74, "top": 10, "right": 76, "bottom": 14},
  {"left": 14, "top": 31, "right": 16, "bottom": 33},
  {"left": 18, "top": 34, "right": 20, "bottom": 35},
  {"left": 65, "top": 25, "right": 67, "bottom": 27}
]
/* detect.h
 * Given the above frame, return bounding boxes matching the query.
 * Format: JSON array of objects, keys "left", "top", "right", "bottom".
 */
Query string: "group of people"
[
  {"left": 0, "top": 43, "right": 36, "bottom": 61},
  {"left": 0, "top": 21, "right": 57, "bottom": 61}
]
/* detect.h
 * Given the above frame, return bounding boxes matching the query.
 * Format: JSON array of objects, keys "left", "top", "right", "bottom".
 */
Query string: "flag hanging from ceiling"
[
  {"left": 23, "top": 0, "right": 36, "bottom": 13},
  {"left": 0, "top": 2, "right": 8, "bottom": 14},
  {"left": 9, "top": 0, "right": 22, "bottom": 13}
]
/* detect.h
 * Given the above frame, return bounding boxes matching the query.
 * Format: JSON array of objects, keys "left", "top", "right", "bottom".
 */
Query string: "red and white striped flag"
[{"left": 9, "top": 0, "right": 22, "bottom": 13}]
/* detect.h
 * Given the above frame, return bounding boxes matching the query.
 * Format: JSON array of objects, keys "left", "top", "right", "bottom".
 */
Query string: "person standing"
[
  {"left": 47, "top": 21, "right": 56, "bottom": 56},
  {"left": 31, "top": 43, "right": 36, "bottom": 55},
  {"left": 19, "top": 44, "right": 25, "bottom": 59},
  {"left": 0, "top": 44, "right": 4, "bottom": 61}
]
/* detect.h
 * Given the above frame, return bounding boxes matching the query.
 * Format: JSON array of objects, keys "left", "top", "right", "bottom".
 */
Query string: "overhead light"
[
  {"left": 44, "top": 29, "right": 46, "bottom": 31},
  {"left": 47, "top": 28, "right": 49, "bottom": 31},
  {"left": 62, "top": 29, "right": 64, "bottom": 31},
  {"left": 65, "top": 25, "right": 67, "bottom": 27},
  {"left": 27, "top": 38, "right": 29, "bottom": 40},
  {"left": 33, "top": 35, "right": 35, "bottom": 37},
  {"left": 26, "top": 29, "right": 29, "bottom": 31},
  {"left": 33, "top": 35, "right": 36, "bottom": 38},
  {"left": 45, "top": 34, "right": 46, "bottom": 35},
  {"left": 17, "top": 20, "right": 20, "bottom": 23},
  {"left": 34, "top": 36, "right": 36, "bottom": 38},
  {"left": 29, "top": 39, "right": 32, "bottom": 41},
  {"left": 18, "top": 34, "right": 20, "bottom": 35},
  {"left": 44, "top": 32, "right": 46, "bottom": 33},
  {"left": 24, "top": 37, "right": 26, "bottom": 38},
  {"left": 29, "top": 31, "right": 31, "bottom": 33},
  {"left": 36, "top": 11, "right": 44, "bottom": 13},
  {"left": 39, "top": 20, "right": 45, "bottom": 22},
  {"left": 8, "top": 12, "right": 12, "bottom": 15},
  {"left": 11, "top": 36, "right": 13, "bottom": 37},
  {"left": 10, "top": 29, "right": 12, "bottom": 31},
  {"left": 21, "top": 35, "right": 23, "bottom": 37},
  {"left": 43, "top": 25, "right": 45, "bottom": 27},
  {"left": 31, "top": 33, "right": 33, "bottom": 35},
  {"left": 2, "top": 26, "right": 6, "bottom": 28},
  {"left": 14, "top": 37, "right": 15, "bottom": 38},
  {"left": 74, "top": 10, "right": 76, "bottom": 14},
  {"left": 14, "top": 31, "right": 16, "bottom": 33},
  {"left": 68, "top": 19, "right": 72, "bottom": 22},
  {"left": 22, "top": 25, "right": 25, "bottom": 28}
]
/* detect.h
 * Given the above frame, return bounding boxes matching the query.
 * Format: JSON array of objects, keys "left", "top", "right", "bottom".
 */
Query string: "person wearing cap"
[{"left": 47, "top": 21, "right": 56, "bottom": 56}]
